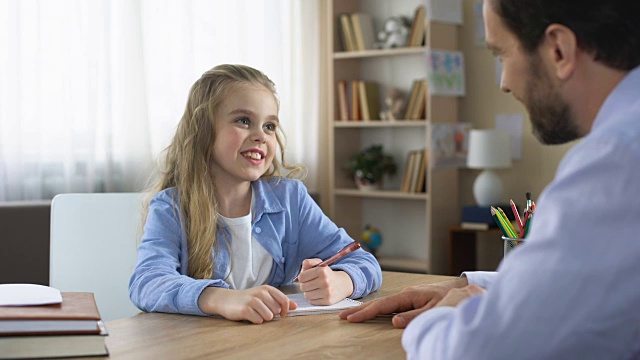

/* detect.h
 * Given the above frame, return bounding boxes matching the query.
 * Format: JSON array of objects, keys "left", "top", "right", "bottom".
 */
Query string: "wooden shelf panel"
[
  {"left": 334, "top": 189, "right": 428, "bottom": 200},
  {"left": 334, "top": 120, "right": 427, "bottom": 128},
  {"left": 378, "top": 257, "right": 428, "bottom": 273},
  {"left": 334, "top": 47, "right": 426, "bottom": 60},
  {"left": 326, "top": 0, "right": 461, "bottom": 275}
]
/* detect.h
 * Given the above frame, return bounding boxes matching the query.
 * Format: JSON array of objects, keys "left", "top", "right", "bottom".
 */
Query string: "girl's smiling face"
[{"left": 210, "top": 83, "right": 279, "bottom": 188}]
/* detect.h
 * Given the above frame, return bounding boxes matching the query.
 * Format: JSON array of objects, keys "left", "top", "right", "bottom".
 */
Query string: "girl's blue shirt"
[{"left": 129, "top": 177, "right": 382, "bottom": 316}]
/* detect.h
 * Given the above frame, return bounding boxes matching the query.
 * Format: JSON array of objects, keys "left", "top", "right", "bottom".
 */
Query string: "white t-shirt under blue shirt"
[{"left": 218, "top": 196, "right": 272, "bottom": 290}]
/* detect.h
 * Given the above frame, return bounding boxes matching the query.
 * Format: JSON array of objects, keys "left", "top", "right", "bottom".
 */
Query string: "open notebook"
[{"left": 285, "top": 293, "right": 362, "bottom": 317}]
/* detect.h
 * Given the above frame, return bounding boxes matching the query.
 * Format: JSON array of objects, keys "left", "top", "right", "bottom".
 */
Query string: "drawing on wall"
[
  {"left": 430, "top": 123, "right": 471, "bottom": 168},
  {"left": 426, "top": 50, "right": 466, "bottom": 96}
]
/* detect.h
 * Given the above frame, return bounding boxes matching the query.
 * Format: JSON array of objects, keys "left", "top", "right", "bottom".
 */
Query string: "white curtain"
[{"left": 0, "top": 0, "right": 320, "bottom": 201}]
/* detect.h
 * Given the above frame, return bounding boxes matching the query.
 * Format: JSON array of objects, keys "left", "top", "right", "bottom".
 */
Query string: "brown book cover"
[
  {"left": 339, "top": 14, "right": 356, "bottom": 52},
  {"left": 0, "top": 292, "right": 102, "bottom": 336},
  {"left": 400, "top": 151, "right": 414, "bottom": 192},
  {"left": 401, "top": 151, "right": 417, "bottom": 192},
  {"left": 409, "top": 6, "right": 426, "bottom": 47},
  {"left": 416, "top": 149, "right": 428, "bottom": 192},
  {"left": 350, "top": 13, "right": 375, "bottom": 51},
  {"left": 358, "top": 80, "right": 370, "bottom": 120},
  {"left": 404, "top": 80, "right": 420, "bottom": 120},
  {"left": 364, "top": 82, "right": 380, "bottom": 120},
  {"left": 351, "top": 80, "right": 361, "bottom": 120},
  {"left": 409, "top": 150, "right": 423, "bottom": 192},
  {"left": 350, "top": 13, "right": 365, "bottom": 51},
  {"left": 411, "top": 80, "right": 427, "bottom": 120},
  {"left": 336, "top": 80, "right": 349, "bottom": 121},
  {"left": 0, "top": 321, "right": 108, "bottom": 359},
  {"left": 415, "top": 6, "right": 427, "bottom": 46}
]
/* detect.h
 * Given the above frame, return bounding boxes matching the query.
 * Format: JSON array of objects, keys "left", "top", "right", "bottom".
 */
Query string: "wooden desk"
[{"left": 98, "top": 272, "right": 456, "bottom": 359}]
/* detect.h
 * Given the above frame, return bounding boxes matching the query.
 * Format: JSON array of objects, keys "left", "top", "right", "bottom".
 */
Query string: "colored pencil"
[
  {"left": 490, "top": 207, "right": 511, "bottom": 238},
  {"left": 497, "top": 207, "right": 518, "bottom": 238},
  {"left": 510, "top": 199, "right": 524, "bottom": 233}
]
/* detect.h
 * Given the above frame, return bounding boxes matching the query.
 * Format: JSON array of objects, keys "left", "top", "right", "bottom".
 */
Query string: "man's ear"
[{"left": 542, "top": 24, "right": 578, "bottom": 81}]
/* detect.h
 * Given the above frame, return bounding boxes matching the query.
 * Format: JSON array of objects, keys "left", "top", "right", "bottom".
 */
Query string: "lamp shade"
[{"left": 467, "top": 129, "right": 512, "bottom": 169}]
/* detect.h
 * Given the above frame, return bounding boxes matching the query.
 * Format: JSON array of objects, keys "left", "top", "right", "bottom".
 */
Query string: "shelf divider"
[{"left": 334, "top": 188, "right": 428, "bottom": 200}]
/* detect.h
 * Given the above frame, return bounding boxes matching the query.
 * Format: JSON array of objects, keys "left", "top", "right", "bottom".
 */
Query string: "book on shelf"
[
  {"left": 415, "top": 148, "right": 428, "bottom": 192},
  {"left": 350, "top": 80, "right": 361, "bottom": 121},
  {"left": 461, "top": 205, "right": 515, "bottom": 227},
  {"left": 338, "top": 14, "right": 356, "bottom": 52},
  {"left": 410, "top": 80, "right": 427, "bottom": 120},
  {"left": 350, "top": 13, "right": 376, "bottom": 51},
  {"left": 408, "top": 5, "right": 427, "bottom": 47},
  {"left": 336, "top": 80, "right": 349, "bottom": 121},
  {"left": 365, "top": 82, "right": 380, "bottom": 121},
  {"left": 403, "top": 79, "right": 427, "bottom": 120},
  {"left": 358, "top": 81, "right": 370, "bottom": 120},
  {"left": 401, "top": 151, "right": 416, "bottom": 192},
  {"left": 408, "top": 150, "right": 423, "bottom": 193},
  {"left": 404, "top": 80, "right": 420, "bottom": 120},
  {"left": 358, "top": 81, "right": 380, "bottom": 121},
  {"left": 400, "top": 149, "right": 427, "bottom": 193},
  {"left": 0, "top": 291, "right": 108, "bottom": 359}
]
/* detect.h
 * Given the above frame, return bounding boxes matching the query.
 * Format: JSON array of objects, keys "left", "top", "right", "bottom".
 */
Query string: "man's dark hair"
[{"left": 490, "top": 0, "right": 640, "bottom": 70}]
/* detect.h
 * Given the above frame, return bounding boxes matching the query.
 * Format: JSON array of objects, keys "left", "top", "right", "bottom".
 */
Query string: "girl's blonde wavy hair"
[{"left": 145, "top": 64, "right": 305, "bottom": 279}]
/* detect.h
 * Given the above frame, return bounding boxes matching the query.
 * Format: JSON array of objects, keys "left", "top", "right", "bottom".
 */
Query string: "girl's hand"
[
  {"left": 198, "top": 285, "right": 297, "bottom": 324},
  {"left": 297, "top": 258, "right": 355, "bottom": 305}
]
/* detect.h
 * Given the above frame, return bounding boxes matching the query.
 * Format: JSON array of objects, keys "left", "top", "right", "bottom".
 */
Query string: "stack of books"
[
  {"left": 461, "top": 205, "right": 515, "bottom": 230},
  {"left": 400, "top": 148, "right": 428, "bottom": 193},
  {"left": 337, "top": 13, "right": 375, "bottom": 52},
  {"left": 403, "top": 79, "right": 428, "bottom": 120},
  {"left": 0, "top": 286, "right": 108, "bottom": 359},
  {"left": 336, "top": 80, "right": 381, "bottom": 121}
]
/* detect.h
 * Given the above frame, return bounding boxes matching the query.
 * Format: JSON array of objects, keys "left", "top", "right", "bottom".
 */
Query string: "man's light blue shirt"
[
  {"left": 129, "top": 178, "right": 382, "bottom": 316},
  {"left": 403, "top": 67, "right": 640, "bottom": 359}
]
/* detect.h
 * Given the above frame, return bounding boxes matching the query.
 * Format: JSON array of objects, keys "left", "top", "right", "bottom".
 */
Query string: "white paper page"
[
  {"left": 0, "top": 284, "right": 62, "bottom": 306},
  {"left": 285, "top": 293, "right": 362, "bottom": 316}
]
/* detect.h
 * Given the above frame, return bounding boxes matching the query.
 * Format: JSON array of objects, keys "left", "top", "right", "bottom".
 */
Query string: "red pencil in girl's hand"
[{"left": 293, "top": 241, "right": 361, "bottom": 282}]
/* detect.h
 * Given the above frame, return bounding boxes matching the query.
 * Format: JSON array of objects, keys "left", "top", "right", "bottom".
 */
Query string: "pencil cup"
[{"left": 502, "top": 236, "right": 524, "bottom": 257}]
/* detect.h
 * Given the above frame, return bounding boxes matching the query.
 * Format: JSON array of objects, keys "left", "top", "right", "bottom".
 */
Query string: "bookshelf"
[{"left": 324, "top": 0, "right": 461, "bottom": 274}]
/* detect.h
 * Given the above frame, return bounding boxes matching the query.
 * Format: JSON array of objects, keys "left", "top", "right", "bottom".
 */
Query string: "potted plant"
[{"left": 346, "top": 145, "right": 397, "bottom": 190}]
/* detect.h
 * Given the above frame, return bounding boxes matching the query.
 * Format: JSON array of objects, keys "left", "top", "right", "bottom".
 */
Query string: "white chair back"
[{"left": 50, "top": 193, "right": 145, "bottom": 321}]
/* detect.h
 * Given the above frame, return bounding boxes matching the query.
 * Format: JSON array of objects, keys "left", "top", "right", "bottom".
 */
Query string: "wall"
[{"left": 458, "top": 0, "right": 575, "bottom": 210}]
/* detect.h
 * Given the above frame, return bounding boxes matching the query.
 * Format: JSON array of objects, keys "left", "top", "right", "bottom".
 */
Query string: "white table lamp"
[{"left": 467, "top": 129, "right": 512, "bottom": 206}]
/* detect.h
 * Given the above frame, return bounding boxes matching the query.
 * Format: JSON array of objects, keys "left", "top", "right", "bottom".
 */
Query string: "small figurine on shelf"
[
  {"left": 361, "top": 224, "right": 383, "bottom": 257},
  {"left": 379, "top": 87, "right": 406, "bottom": 121},
  {"left": 375, "top": 16, "right": 411, "bottom": 49}
]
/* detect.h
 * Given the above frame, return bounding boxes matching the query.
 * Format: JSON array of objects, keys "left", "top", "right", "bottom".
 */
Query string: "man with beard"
[{"left": 340, "top": 0, "right": 640, "bottom": 358}]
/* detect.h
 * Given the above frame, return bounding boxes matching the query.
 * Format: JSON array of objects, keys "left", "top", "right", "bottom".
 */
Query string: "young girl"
[{"left": 129, "top": 64, "right": 382, "bottom": 324}]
